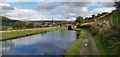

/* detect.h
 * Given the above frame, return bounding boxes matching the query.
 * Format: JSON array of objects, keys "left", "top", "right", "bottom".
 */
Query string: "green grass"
[
  {"left": 87, "top": 36, "right": 92, "bottom": 55},
  {"left": 85, "top": 29, "right": 107, "bottom": 55},
  {"left": 1, "top": 26, "right": 66, "bottom": 41},
  {"left": 93, "top": 36, "right": 107, "bottom": 55},
  {"left": 111, "top": 10, "right": 120, "bottom": 27},
  {"left": 64, "top": 30, "right": 86, "bottom": 56}
]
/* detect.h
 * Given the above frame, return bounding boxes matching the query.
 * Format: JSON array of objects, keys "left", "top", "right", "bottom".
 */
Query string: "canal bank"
[
  {"left": 1, "top": 26, "right": 66, "bottom": 41},
  {"left": 64, "top": 30, "right": 86, "bottom": 55},
  {"left": 64, "top": 30, "right": 100, "bottom": 56}
]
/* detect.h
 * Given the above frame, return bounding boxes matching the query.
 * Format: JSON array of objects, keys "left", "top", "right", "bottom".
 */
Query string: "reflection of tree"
[{"left": 2, "top": 41, "right": 14, "bottom": 51}]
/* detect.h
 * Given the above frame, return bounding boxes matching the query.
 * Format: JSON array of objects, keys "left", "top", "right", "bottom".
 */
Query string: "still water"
[{"left": 1, "top": 30, "right": 76, "bottom": 55}]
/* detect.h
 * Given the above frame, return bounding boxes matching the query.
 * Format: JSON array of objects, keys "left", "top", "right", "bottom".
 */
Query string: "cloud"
[
  {"left": 90, "top": 7, "right": 116, "bottom": 14},
  {"left": 1, "top": 2, "right": 116, "bottom": 21},
  {"left": 0, "top": 2, "right": 49, "bottom": 21},
  {"left": 2, "top": 9, "right": 49, "bottom": 20},
  {"left": 1, "top": 0, "right": 116, "bottom": 2},
  {"left": 35, "top": 2, "right": 116, "bottom": 19},
  {"left": 35, "top": 2, "right": 90, "bottom": 19},
  {"left": 84, "top": 7, "right": 116, "bottom": 17},
  {"left": 0, "top": 2, "right": 10, "bottom": 6},
  {"left": 99, "top": 2, "right": 115, "bottom": 7},
  {"left": 35, "top": 2, "right": 61, "bottom": 10},
  {"left": 2, "top": 6, "right": 15, "bottom": 10},
  {"left": 0, "top": 2, "right": 15, "bottom": 14},
  {"left": 0, "top": 2, "right": 15, "bottom": 10}
]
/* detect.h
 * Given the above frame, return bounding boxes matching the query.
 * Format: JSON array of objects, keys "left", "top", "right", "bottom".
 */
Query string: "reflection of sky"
[
  {"left": 2, "top": 30, "right": 76, "bottom": 55},
  {"left": 10, "top": 45, "right": 39, "bottom": 55},
  {"left": 0, "top": 41, "right": 2, "bottom": 56},
  {"left": 5, "top": 34, "right": 43, "bottom": 46}
]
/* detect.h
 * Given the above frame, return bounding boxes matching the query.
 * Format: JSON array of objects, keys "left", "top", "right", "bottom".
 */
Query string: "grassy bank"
[
  {"left": 64, "top": 30, "right": 85, "bottom": 56},
  {"left": 93, "top": 36, "right": 107, "bottom": 55},
  {"left": 1, "top": 26, "right": 66, "bottom": 41},
  {"left": 86, "top": 29, "right": 107, "bottom": 55}
]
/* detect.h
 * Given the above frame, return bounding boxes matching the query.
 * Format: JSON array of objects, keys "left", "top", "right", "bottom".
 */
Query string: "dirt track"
[{"left": 80, "top": 32, "right": 99, "bottom": 55}]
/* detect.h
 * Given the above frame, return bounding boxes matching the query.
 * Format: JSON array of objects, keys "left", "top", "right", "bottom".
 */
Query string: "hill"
[{"left": 81, "top": 10, "right": 120, "bottom": 55}]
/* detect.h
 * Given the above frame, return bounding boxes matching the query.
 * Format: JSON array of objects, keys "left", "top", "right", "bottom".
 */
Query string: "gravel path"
[{"left": 80, "top": 32, "right": 99, "bottom": 55}]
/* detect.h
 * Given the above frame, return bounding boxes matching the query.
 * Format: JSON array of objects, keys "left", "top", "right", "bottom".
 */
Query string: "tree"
[
  {"left": 75, "top": 16, "right": 84, "bottom": 24},
  {"left": 13, "top": 21, "right": 25, "bottom": 29},
  {"left": 97, "top": 13, "right": 101, "bottom": 17},
  {"left": 26, "top": 22, "right": 34, "bottom": 28},
  {"left": 101, "top": 12, "right": 108, "bottom": 15},
  {"left": 75, "top": 16, "right": 84, "bottom": 28},
  {"left": 114, "top": 1, "right": 120, "bottom": 11},
  {"left": 92, "top": 14, "right": 96, "bottom": 18}
]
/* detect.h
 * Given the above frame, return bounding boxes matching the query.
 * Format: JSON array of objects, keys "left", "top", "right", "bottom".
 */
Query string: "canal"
[{"left": 1, "top": 30, "right": 76, "bottom": 55}]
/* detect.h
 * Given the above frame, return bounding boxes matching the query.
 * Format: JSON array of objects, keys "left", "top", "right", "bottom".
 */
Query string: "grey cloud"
[
  {"left": 51, "top": 7, "right": 86, "bottom": 19},
  {"left": 99, "top": 2, "right": 115, "bottom": 7},
  {"left": 35, "top": 2, "right": 90, "bottom": 19},
  {"left": 35, "top": 2, "right": 90, "bottom": 10},
  {"left": 35, "top": 2, "right": 61, "bottom": 10},
  {"left": 2, "top": 6, "right": 15, "bottom": 10},
  {"left": 1, "top": 0, "right": 115, "bottom": 2},
  {"left": 0, "top": 3, "right": 15, "bottom": 15},
  {"left": 1, "top": 2, "right": 116, "bottom": 21}
]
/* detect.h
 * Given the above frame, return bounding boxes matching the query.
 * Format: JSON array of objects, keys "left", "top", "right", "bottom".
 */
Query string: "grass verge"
[
  {"left": 85, "top": 29, "right": 107, "bottom": 55},
  {"left": 93, "top": 36, "right": 107, "bottom": 55},
  {"left": 64, "top": 30, "right": 86, "bottom": 56},
  {"left": 1, "top": 26, "right": 66, "bottom": 41}
]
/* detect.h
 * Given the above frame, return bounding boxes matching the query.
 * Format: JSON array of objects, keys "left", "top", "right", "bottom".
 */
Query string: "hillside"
[
  {"left": 82, "top": 10, "right": 120, "bottom": 55},
  {"left": 1, "top": 16, "right": 20, "bottom": 26},
  {"left": 0, "top": 16, "right": 25, "bottom": 30}
]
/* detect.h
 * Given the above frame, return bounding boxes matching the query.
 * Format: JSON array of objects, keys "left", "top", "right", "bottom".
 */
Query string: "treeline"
[
  {"left": 84, "top": 12, "right": 109, "bottom": 23},
  {"left": 1, "top": 16, "right": 74, "bottom": 30},
  {"left": 1, "top": 16, "right": 52, "bottom": 30},
  {"left": 75, "top": 12, "right": 109, "bottom": 28}
]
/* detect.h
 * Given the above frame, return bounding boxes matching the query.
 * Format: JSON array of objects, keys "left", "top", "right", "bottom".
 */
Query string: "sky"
[{"left": 0, "top": 0, "right": 118, "bottom": 21}]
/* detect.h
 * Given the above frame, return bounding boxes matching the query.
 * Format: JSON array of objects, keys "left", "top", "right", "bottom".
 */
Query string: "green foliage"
[
  {"left": 93, "top": 36, "right": 107, "bottom": 55},
  {"left": 90, "top": 10, "right": 120, "bottom": 55},
  {"left": 90, "top": 27, "right": 99, "bottom": 35},
  {"left": 26, "top": 22, "right": 34, "bottom": 28},
  {"left": 76, "top": 23, "right": 81, "bottom": 28},
  {"left": 75, "top": 16, "right": 84, "bottom": 28},
  {"left": 13, "top": 21, "right": 26, "bottom": 29},
  {"left": 100, "top": 10, "right": 120, "bottom": 55},
  {"left": 75, "top": 16, "right": 84, "bottom": 24},
  {"left": 111, "top": 10, "right": 120, "bottom": 30},
  {"left": 86, "top": 9, "right": 120, "bottom": 55},
  {"left": 1, "top": 16, "right": 64, "bottom": 30},
  {"left": 98, "top": 28, "right": 119, "bottom": 55},
  {"left": 114, "top": 1, "right": 120, "bottom": 10},
  {"left": 59, "top": 21, "right": 65, "bottom": 26},
  {"left": 92, "top": 14, "right": 96, "bottom": 18}
]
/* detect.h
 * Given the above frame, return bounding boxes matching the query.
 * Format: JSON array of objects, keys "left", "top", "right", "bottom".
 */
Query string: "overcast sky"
[{"left": 0, "top": 0, "right": 118, "bottom": 21}]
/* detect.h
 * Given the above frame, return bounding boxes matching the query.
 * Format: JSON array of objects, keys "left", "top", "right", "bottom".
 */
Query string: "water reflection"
[{"left": 2, "top": 30, "right": 76, "bottom": 55}]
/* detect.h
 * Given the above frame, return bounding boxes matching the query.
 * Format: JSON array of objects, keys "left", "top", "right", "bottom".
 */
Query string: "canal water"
[{"left": 1, "top": 30, "right": 76, "bottom": 55}]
